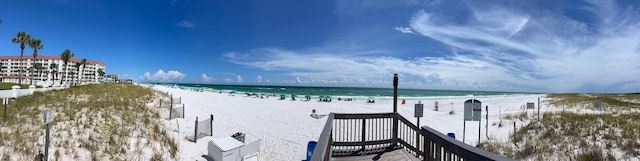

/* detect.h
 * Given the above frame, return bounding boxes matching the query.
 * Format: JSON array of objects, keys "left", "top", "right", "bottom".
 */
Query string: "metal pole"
[
  {"left": 463, "top": 121, "right": 466, "bottom": 143},
  {"left": 45, "top": 123, "right": 50, "bottom": 161},
  {"left": 478, "top": 108, "right": 481, "bottom": 146}
]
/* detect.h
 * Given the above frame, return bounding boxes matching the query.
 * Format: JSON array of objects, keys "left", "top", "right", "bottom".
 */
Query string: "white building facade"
[{"left": 0, "top": 55, "right": 106, "bottom": 86}]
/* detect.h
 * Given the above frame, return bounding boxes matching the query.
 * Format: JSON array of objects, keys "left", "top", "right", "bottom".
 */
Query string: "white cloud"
[
  {"left": 202, "top": 74, "right": 214, "bottom": 82},
  {"left": 142, "top": 69, "right": 185, "bottom": 82},
  {"left": 224, "top": 78, "right": 233, "bottom": 82},
  {"left": 221, "top": 1, "right": 640, "bottom": 92},
  {"left": 256, "top": 75, "right": 263, "bottom": 83},
  {"left": 394, "top": 27, "right": 415, "bottom": 34},
  {"left": 402, "top": 2, "right": 640, "bottom": 92},
  {"left": 177, "top": 20, "right": 194, "bottom": 28},
  {"left": 236, "top": 75, "right": 243, "bottom": 82},
  {"left": 296, "top": 77, "right": 302, "bottom": 84}
]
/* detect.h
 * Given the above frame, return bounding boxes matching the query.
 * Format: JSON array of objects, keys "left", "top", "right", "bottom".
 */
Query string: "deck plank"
[{"left": 331, "top": 149, "right": 421, "bottom": 161}]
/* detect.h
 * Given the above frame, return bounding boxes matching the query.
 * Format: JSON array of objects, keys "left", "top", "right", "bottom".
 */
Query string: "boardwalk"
[{"left": 331, "top": 149, "right": 421, "bottom": 161}]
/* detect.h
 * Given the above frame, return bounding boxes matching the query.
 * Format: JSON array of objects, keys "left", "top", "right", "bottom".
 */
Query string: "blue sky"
[{"left": 1, "top": 0, "right": 639, "bottom": 93}]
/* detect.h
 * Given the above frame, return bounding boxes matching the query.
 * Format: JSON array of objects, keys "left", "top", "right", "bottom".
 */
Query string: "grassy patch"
[
  {"left": 482, "top": 94, "right": 640, "bottom": 160},
  {"left": 0, "top": 84, "right": 176, "bottom": 160}
]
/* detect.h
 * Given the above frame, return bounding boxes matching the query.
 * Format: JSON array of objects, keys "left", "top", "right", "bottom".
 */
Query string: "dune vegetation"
[
  {"left": 482, "top": 93, "right": 640, "bottom": 161},
  {"left": 0, "top": 84, "right": 178, "bottom": 161}
]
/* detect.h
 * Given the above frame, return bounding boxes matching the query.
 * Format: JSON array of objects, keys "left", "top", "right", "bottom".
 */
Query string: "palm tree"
[
  {"left": 49, "top": 63, "right": 58, "bottom": 83},
  {"left": 60, "top": 49, "right": 74, "bottom": 85},
  {"left": 28, "top": 38, "right": 43, "bottom": 85},
  {"left": 34, "top": 63, "right": 44, "bottom": 84},
  {"left": 11, "top": 31, "right": 31, "bottom": 85},
  {"left": 69, "top": 71, "right": 75, "bottom": 85},
  {"left": 80, "top": 58, "right": 86, "bottom": 84},
  {"left": 0, "top": 62, "right": 3, "bottom": 82},
  {"left": 73, "top": 62, "right": 81, "bottom": 85},
  {"left": 97, "top": 68, "right": 105, "bottom": 82}
]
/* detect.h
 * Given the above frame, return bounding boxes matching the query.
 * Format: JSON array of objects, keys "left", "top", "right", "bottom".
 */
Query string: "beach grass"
[
  {"left": 0, "top": 83, "right": 177, "bottom": 160},
  {"left": 482, "top": 94, "right": 640, "bottom": 160}
]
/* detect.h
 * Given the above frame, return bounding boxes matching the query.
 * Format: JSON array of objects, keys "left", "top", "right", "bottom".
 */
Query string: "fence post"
[
  {"left": 169, "top": 103, "right": 173, "bottom": 119},
  {"left": 194, "top": 117, "right": 199, "bottom": 143},
  {"left": 182, "top": 104, "right": 185, "bottom": 118},
  {"left": 210, "top": 114, "right": 214, "bottom": 136}
]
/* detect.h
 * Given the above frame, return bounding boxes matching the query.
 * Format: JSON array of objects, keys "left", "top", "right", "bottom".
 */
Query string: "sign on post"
[
  {"left": 526, "top": 102, "right": 535, "bottom": 109},
  {"left": 415, "top": 101, "right": 424, "bottom": 117},
  {"left": 464, "top": 99, "right": 481, "bottom": 121},
  {"left": 594, "top": 101, "right": 601, "bottom": 110},
  {"left": 44, "top": 109, "right": 55, "bottom": 124},
  {"left": 3, "top": 98, "right": 7, "bottom": 105}
]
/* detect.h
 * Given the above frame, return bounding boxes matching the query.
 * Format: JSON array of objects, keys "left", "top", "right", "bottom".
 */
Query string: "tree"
[
  {"left": 80, "top": 58, "right": 86, "bottom": 84},
  {"left": 97, "top": 68, "right": 105, "bottom": 82},
  {"left": 49, "top": 63, "right": 58, "bottom": 83},
  {"left": 34, "top": 63, "right": 44, "bottom": 83},
  {"left": 74, "top": 62, "right": 81, "bottom": 85},
  {"left": 60, "top": 49, "right": 74, "bottom": 85},
  {"left": 0, "top": 62, "right": 3, "bottom": 82},
  {"left": 11, "top": 31, "right": 31, "bottom": 85},
  {"left": 28, "top": 38, "right": 43, "bottom": 85},
  {"left": 69, "top": 71, "right": 75, "bottom": 85}
]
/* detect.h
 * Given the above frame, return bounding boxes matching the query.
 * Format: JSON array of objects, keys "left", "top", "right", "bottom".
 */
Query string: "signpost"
[
  {"left": 3, "top": 98, "right": 8, "bottom": 121},
  {"left": 463, "top": 99, "right": 481, "bottom": 145},
  {"left": 43, "top": 109, "right": 55, "bottom": 161},
  {"left": 415, "top": 101, "right": 424, "bottom": 153}
]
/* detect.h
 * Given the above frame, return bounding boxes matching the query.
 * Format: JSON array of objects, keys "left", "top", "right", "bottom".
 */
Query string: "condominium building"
[{"left": 0, "top": 55, "right": 106, "bottom": 86}]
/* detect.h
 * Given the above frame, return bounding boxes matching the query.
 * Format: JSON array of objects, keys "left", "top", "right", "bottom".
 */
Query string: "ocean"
[{"left": 152, "top": 83, "right": 539, "bottom": 100}]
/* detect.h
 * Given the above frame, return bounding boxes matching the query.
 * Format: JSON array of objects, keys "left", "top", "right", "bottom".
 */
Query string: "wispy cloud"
[
  {"left": 141, "top": 69, "right": 186, "bottom": 82},
  {"left": 236, "top": 75, "right": 243, "bottom": 83},
  {"left": 398, "top": 1, "right": 640, "bottom": 92},
  {"left": 394, "top": 27, "right": 415, "bottom": 34},
  {"left": 202, "top": 74, "right": 214, "bottom": 82},
  {"left": 223, "top": 1, "right": 640, "bottom": 92},
  {"left": 176, "top": 20, "right": 194, "bottom": 28},
  {"left": 256, "top": 75, "right": 263, "bottom": 83}
]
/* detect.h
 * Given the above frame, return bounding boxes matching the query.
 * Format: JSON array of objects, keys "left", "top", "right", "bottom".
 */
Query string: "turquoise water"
[{"left": 153, "top": 83, "right": 540, "bottom": 100}]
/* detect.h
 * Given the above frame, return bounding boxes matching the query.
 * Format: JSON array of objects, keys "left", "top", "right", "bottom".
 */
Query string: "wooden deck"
[{"left": 331, "top": 149, "right": 421, "bottom": 161}]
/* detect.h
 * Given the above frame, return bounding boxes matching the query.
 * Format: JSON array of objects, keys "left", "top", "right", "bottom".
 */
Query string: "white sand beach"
[{"left": 152, "top": 85, "right": 551, "bottom": 161}]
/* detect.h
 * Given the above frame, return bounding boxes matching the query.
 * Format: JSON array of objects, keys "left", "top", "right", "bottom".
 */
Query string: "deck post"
[{"left": 392, "top": 74, "right": 398, "bottom": 146}]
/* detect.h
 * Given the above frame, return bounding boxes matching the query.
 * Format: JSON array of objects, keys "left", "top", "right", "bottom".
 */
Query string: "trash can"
[
  {"left": 306, "top": 141, "right": 317, "bottom": 161},
  {"left": 447, "top": 133, "right": 455, "bottom": 139}
]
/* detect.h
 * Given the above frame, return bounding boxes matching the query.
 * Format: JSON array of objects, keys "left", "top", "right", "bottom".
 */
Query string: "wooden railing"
[{"left": 310, "top": 112, "right": 515, "bottom": 161}]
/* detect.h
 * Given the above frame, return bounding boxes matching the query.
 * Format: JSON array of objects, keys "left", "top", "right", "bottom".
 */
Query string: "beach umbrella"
[
  {"left": 292, "top": 94, "right": 298, "bottom": 97},
  {"left": 319, "top": 95, "right": 325, "bottom": 99},
  {"left": 305, "top": 95, "right": 311, "bottom": 99},
  {"left": 229, "top": 90, "right": 236, "bottom": 94},
  {"left": 261, "top": 93, "right": 266, "bottom": 96},
  {"left": 280, "top": 94, "right": 286, "bottom": 97}
]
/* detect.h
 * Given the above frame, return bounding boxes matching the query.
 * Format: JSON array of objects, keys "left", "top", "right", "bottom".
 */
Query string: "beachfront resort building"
[{"left": 0, "top": 55, "right": 106, "bottom": 86}]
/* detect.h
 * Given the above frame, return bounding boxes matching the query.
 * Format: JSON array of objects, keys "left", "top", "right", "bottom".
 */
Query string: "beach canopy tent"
[
  {"left": 229, "top": 91, "right": 236, "bottom": 94},
  {"left": 305, "top": 95, "right": 311, "bottom": 101},
  {"left": 279, "top": 94, "right": 287, "bottom": 100}
]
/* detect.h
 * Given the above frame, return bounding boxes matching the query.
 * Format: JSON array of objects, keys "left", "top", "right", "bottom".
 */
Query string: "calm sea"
[{"left": 152, "top": 83, "right": 539, "bottom": 100}]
